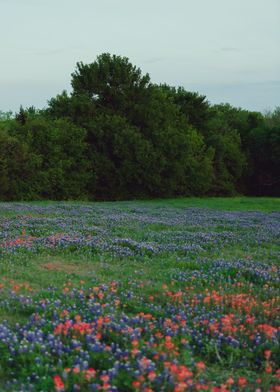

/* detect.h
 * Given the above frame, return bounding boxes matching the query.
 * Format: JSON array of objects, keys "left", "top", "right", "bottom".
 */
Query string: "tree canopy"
[{"left": 0, "top": 53, "right": 279, "bottom": 200}]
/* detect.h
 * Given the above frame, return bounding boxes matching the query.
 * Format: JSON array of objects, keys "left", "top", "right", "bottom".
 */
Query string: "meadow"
[{"left": 0, "top": 198, "right": 279, "bottom": 391}]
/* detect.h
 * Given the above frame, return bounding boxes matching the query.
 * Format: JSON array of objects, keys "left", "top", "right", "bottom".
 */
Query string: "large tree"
[
  {"left": 49, "top": 55, "right": 214, "bottom": 199},
  {"left": 71, "top": 53, "right": 151, "bottom": 113}
]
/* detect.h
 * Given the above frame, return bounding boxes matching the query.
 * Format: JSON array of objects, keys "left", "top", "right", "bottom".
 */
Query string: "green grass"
[
  {"left": 1, "top": 197, "right": 280, "bottom": 217},
  {"left": 0, "top": 197, "right": 279, "bottom": 391},
  {"left": 131, "top": 196, "right": 280, "bottom": 212},
  {"left": 0, "top": 197, "right": 279, "bottom": 290}
]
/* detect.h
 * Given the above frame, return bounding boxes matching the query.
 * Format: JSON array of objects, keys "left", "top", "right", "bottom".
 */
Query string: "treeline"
[{"left": 0, "top": 53, "right": 279, "bottom": 200}]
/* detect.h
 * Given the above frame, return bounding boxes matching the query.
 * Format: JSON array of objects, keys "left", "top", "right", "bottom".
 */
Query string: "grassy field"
[{"left": 0, "top": 198, "right": 279, "bottom": 391}]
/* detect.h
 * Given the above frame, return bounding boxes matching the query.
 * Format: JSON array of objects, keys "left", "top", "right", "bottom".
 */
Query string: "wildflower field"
[{"left": 0, "top": 198, "right": 279, "bottom": 392}]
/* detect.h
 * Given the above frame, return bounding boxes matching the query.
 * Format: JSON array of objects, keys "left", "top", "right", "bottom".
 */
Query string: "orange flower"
[
  {"left": 131, "top": 339, "right": 138, "bottom": 347},
  {"left": 75, "top": 315, "right": 81, "bottom": 322},
  {"left": 195, "top": 384, "right": 209, "bottom": 390},
  {"left": 95, "top": 332, "right": 102, "bottom": 340},
  {"left": 174, "top": 382, "right": 188, "bottom": 391},
  {"left": 164, "top": 336, "right": 175, "bottom": 350},
  {"left": 258, "top": 324, "right": 277, "bottom": 339},
  {"left": 204, "top": 296, "right": 211, "bottom": 304}
]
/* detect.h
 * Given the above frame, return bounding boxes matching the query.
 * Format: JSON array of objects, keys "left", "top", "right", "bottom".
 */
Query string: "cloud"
[
  {"left": 32, "top": 49, "right": 65, "bottom": 56},
  {"left": 220, "top": 47, "right": 240, "bottom": 52},
  {"left": 142, "top": 57, "right": 166, "bottom": 64}
]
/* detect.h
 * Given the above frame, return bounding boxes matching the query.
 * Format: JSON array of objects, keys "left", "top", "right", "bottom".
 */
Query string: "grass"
[
  {"left": 132, "top": 196, "right": 280, "bottom": 212},
  {"left": 1, "top": 197, "right": 280, "bottom": 216},
  {"left": 0, "top": 198, "right": 279, "bottom": 391}
]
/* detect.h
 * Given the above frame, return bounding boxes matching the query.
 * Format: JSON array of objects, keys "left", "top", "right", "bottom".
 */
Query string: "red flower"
[
  {"left": 54, "top": 375, "right": 65, "bottom": 391},
  {"left": 226, "top": 377, "right": 234, "bottom": 385},
  {"left": 100, "top": 374, "right": 110, "bottom": 383},
  {"left": 237, "top": 377, "right": 247, "bottom": 387},
  {"left": 265, "top": 365, "right": 272, "bottom": 373},
  {"left": 264, "top": 349, "right": 271, "bottom": 360},
  {"left": 85, "top": 368, "right": 96, "bottom": 381},
  {"left": 132, "top": 380, "right": 141, "bottom": 389},
  {"left": 196, "top": 362, "right": 206, "bottom": 372}
]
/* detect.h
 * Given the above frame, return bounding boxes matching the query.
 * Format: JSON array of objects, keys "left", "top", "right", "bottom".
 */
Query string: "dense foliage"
[{"left": 0, "top": 54, "right": 279, "bottom": 200}]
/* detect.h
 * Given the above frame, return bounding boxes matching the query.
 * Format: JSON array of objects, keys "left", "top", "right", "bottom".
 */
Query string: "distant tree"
[
  {"left": 0, "top": 110, "right": 13, "bottom": 121},
  {"left": 247, "top": 123, "right": 280, "bottom": 195},
  {"left": 264, "top": 106, "right": 280, "bottom": 128},
  {"left": 15, "top": 105, "right": 28, "bottom": 125},
  {"left": 1, "top": 53, "right": 277, "bottom": 200}
]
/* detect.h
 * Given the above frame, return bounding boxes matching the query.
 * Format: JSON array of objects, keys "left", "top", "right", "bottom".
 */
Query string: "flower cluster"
[
  {"left": 1, "top": 203, "right": 279, "bottom": 258},
  {"left": 0, "top": 276, "right": 278, "bottom": 391},
  {"left": 0, "top": 202, "right": 279, "bottom": 391}
]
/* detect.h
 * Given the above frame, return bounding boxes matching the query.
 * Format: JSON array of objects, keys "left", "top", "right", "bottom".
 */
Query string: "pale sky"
[{"left": 1, "top": 0, "right": 279, "bottom": 113}]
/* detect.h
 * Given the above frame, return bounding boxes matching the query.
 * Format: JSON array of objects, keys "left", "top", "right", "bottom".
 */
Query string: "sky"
[{"left": 0, "top": 0, "right": 279, "bottom": 113}]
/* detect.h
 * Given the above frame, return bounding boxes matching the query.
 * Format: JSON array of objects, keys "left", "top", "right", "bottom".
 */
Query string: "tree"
[
  {"left": 0, "top": 110, "right": 13, "bottom": 121},
  {"left": 159, "top": 85, "right": 212, "bottom": 134},
  {"left": 12, "top": 116, "right": 90, "bottom": 199},
  {"left": 0, "top": 129, "right": 36, "bottom": 200},
  {"left": 69, "top": 59, "right": 216, "bottom": 198},
  {"left": 15, "top": 105, "right": 27, "bottom": 125},
  {"left": 71, "top": 53, "right": 151, "bottom": 113},
  {"left": 247, "top": 124, "right": 280, "bottom": 195},
  {"left": 1, "top": 53, "right": 277, "bottom": 200},
  {"left": 206, "top": 105, "right": 247, "bottom": 195}
]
